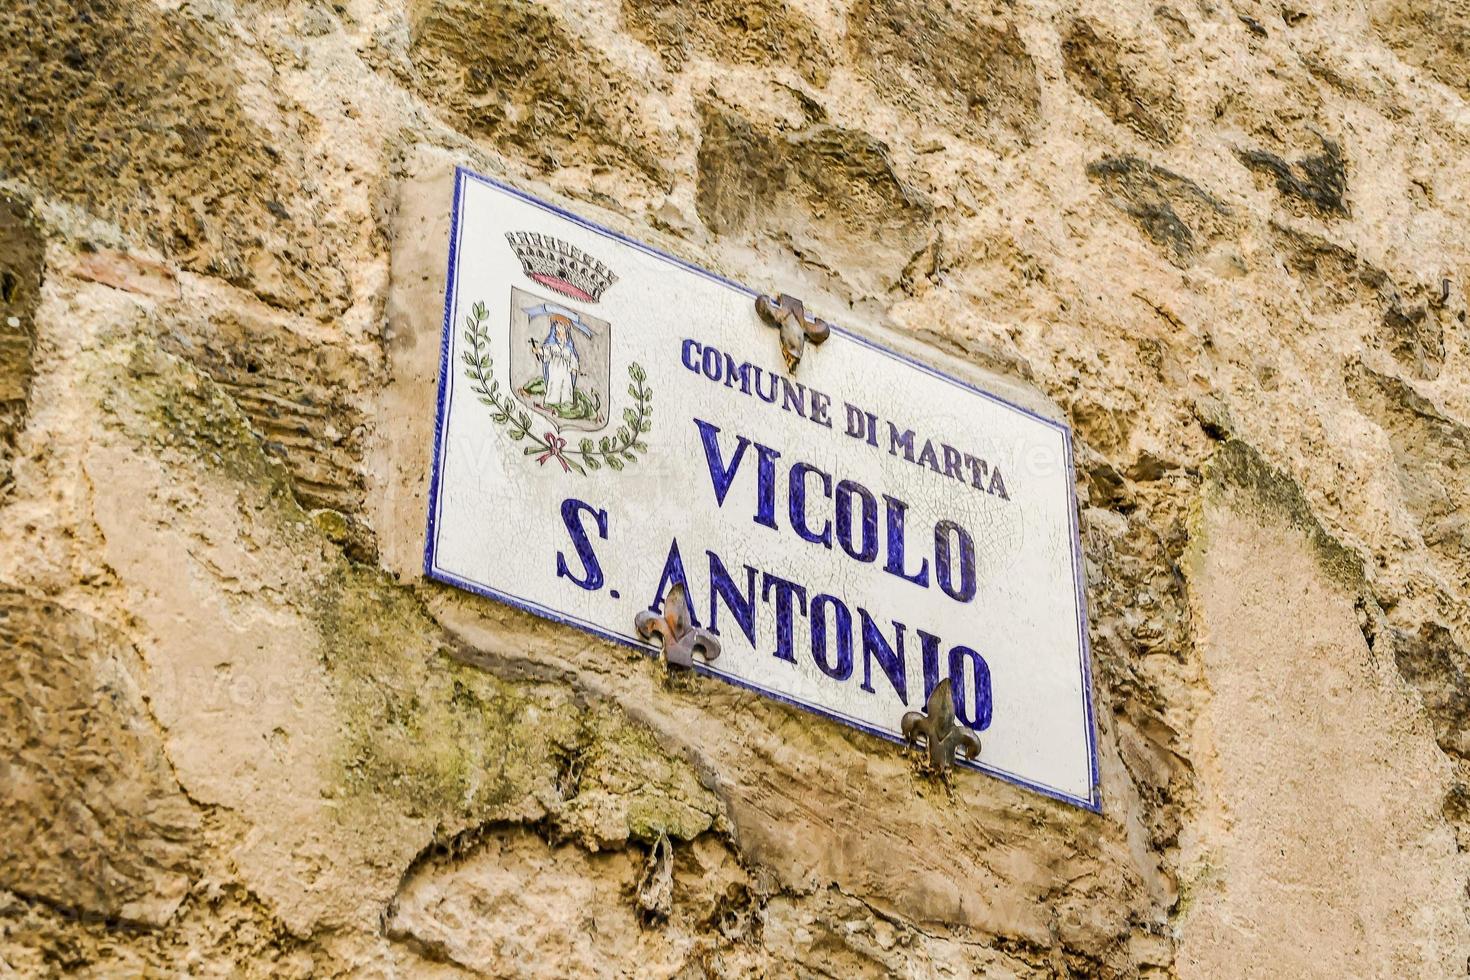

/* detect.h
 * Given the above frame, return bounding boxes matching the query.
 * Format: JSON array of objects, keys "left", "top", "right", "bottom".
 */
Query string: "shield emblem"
[{"left": 507, "top": 286, "right": 612, "bottom": 433}]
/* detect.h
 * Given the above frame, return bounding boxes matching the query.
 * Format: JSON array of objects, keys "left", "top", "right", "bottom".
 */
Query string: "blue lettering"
[
  {"left": 917, "top": 629, "right": 944, "bottom": 703},
  {"left": 888, "top": 423, "right": 916, "bottom": 461},
  {"left": 988, "top": 467, "right": 1010, "bottom": 500},
  {"left": 810, "top": 390, "right": 832, "bottom": 428},
  {"left": 917, "top": 439, "right": 941, "bottom": 473},
  {"left": 555, "top": 498, "right": 608, "bottom": 591},
  {"left": 752, "top": 365, "right": 778, "bottom": 404},
  {"left": 835, "top": 479, "right": 878, "bottom": 563},
  {"left": 941, "top": 443, "right": 963, "bottom": 480},
  {"left": 701, "top": 345, "right": 723, "bottom": 382},
  {"left": 754, "top": 443, "right": 781, "bottom": 530},
  {"left": 649, "top": 538, "right": 699, "bottom": 625},
  {"left": 694, "top": 418, "right": 750, "bottom": 507},
  {"left": 859, "top": 610, "right": 907, "bottom": 703},
  {"left": 964, "top": 453, "right": 988, "bottom": 490},
  {"left": 934, "top": 520, "right": 977, "bottom": 603},
  {"left": 779, "top": 377, "right": 807, "bottom": 418},
  {"left": 706, "top": 550, "right": 756, "bottom": 646},
  {"left": 761, "top": 572, "right": 808, "bottom": 665},
  {"left": 881, "top": 494, "right": 929, "bottom": 587},
  {"left": 723, "top": 352, "right": 750, "bottom": 394},
  {"left": 810, "top": 593, "right": 853, "bottom": 680},
  {"left": 789, "top": 462, "right": 832, "bottom": 549},
  {"left": 949, "top": 645, "right": 992, "bottom": 731}
]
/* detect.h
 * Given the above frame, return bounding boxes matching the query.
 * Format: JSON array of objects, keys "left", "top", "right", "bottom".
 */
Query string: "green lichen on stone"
[
  {"left": 1203, "top": 439, "right": 1364, "bottom": 588},
  {"left": 311, "top": 567, "right": 725, "bottom": 845},
  {"left": 310, "top": 507, "right": 353, "bottom": 544},
  {"left": 556, "top": 704, "right": 722, "bottom": 847},
  {"left": 105, "top": 339, "right": 304, "bottom": 527},
  {"left": 1173, "top": 853, "right": 1223, "bottom": 920},
  {"left": 313, "top": 564, "right": 581, "bottom": 823}
]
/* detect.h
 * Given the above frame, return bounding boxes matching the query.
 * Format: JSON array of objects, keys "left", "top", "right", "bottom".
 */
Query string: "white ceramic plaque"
[{"left": 426, "top": 168, "right": 1099, "bottom": 809}]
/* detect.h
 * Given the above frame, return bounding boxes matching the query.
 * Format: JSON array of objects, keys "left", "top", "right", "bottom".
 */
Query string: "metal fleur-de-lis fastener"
[
  {"left": 901, "top": 679, "right": 982, "bottom": 776},
  {"left": 756, "top": 293, "right": 831, "bottom": 373},
  {"left": 635, "top": 583, "right": 721, "bottom": 669}
]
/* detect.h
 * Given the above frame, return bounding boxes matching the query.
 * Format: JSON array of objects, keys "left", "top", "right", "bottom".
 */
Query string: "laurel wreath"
[{"left": 461, "top": 300, "right": 652, "bottom": 475}]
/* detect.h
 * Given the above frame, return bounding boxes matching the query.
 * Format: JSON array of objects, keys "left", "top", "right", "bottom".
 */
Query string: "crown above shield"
[{"left": 505, "top": 232, "right": 618, "bottom": 303}]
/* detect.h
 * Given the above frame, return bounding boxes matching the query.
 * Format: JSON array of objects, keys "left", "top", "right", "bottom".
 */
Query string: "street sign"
[{"left": 425, "top": 167, "right": 1099, "bottom": 810}]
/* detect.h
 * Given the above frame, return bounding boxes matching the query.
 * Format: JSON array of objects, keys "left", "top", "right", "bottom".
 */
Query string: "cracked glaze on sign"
[{"left": 426, "top": 169, "right": 1097, "bottom": 808}]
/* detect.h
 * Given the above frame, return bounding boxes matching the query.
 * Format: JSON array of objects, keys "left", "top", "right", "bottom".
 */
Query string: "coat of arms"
[
  {"left": 508, "top": 291, "right": 609, "bottom": 432},
  {"left": 460, "top": 233, "right": 652, "bottom": 474}
]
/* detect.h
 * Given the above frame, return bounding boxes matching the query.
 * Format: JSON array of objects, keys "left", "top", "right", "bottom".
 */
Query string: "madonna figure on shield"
[{"left": 535, "top": 313, "right": 581, "bottom": 410}]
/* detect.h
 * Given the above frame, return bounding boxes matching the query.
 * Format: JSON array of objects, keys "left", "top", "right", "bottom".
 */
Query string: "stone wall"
[{"left": 2, "top": 0, "right": 1468, "bottom": 975}]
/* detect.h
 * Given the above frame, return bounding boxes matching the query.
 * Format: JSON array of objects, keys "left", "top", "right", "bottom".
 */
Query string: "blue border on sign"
[{"left": 423, "top": 166, "right": 1102, "bottom": 813}]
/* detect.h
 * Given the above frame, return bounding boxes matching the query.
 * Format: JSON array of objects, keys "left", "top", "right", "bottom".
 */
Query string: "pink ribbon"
[{"left": 535, "top": 432, "right": 570, "bottom": 472}]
